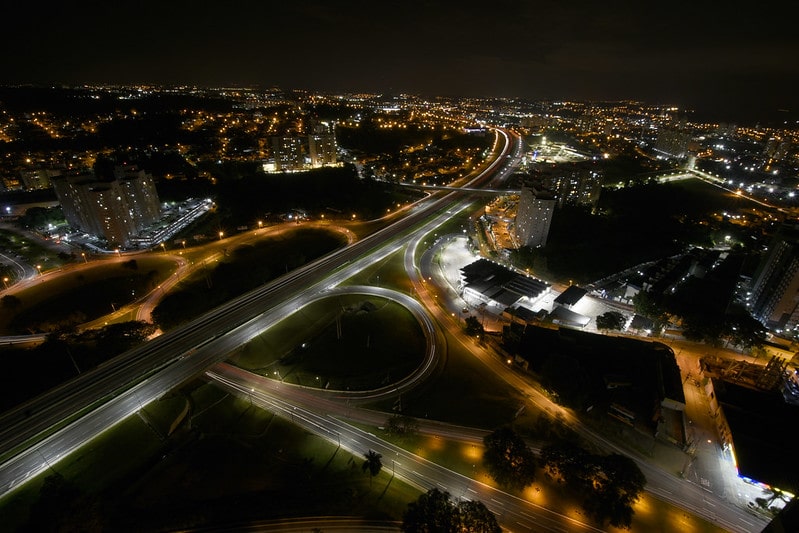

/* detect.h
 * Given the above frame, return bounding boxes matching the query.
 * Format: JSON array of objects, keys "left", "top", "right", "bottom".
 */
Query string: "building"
[
  {"left": 514, "top": 187, "right": 555, "bottom": 247},
  {"left": 51, "top": 169, "right": 161, "bottom": 248},
  {"left": 705, "top": 377, "right": 799, "bottom": 500},
  {"left": 531, "top": 164, "right": 602, "bottom": 208},
  {"left": 115, "top": 165, "right": 161, "bottom": 227},
  {"left": 19, "top": 168, "right": 61, "bottom": 190},
  {"left": 515, "top": 325, "right": 685, "bottom": 438},
  {"left": 308, "top": 122, "right": 337, "bottom": 167},
  {"left": 460, "top": 258, "right": 549, "bottom": 312},
  {"left": 271, "top": 136, "right": 306, "bottom": 171},
  {"left": 654, "top": 128, "right": 692, "bottom": 160},
  {"left": 763, "top": 137, "right": 792, "bottom": 163},
  {"left": 749, "top": 223, "right": 799, "bottom": 334}
]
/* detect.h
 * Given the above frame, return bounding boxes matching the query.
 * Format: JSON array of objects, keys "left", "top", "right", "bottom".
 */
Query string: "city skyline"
[{"left": 3, "top": 1, "right": 798, "bottom": 125}]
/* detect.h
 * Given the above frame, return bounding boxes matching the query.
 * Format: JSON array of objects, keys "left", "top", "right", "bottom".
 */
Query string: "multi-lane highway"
[
  {"left": 0, "top": 125, "right": 767, "bottom": 532},
  {"left": 0, "top": 128, "right": 517, "bottom": 496}
]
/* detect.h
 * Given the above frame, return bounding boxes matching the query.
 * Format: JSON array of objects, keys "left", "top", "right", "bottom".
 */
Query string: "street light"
[
  {"left": 36, "top": 265, "right": 42, "bottom": 276},
  {"left": 2, "top": 277, "right": 8, "bottom": 289},
  {"left": 218, "top": 231, "right": 224, "bottom": 240},
  {"left": 81, "top": 252, "right": 87, "bottom": 263}
]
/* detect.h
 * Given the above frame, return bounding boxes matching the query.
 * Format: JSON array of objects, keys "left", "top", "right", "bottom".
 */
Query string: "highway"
[
  {"left": 0, "top": 125, "right": 768, "bottom": 532},
  {"left": 0, "top": 128, "right": 517, "bottom": 496},
  {"left": 208, "top": 365, "right": 612, "bottom": 533}
]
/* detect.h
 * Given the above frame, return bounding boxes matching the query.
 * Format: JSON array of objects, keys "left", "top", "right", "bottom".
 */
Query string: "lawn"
[
  {"left": 0, "top": 256, "right": 177, "bottom": 334},
  {"left": 0, "top": 381, "right": 422, "bottom": 532},
  {"left": 230, "top": 294, "right": 426, "bottom": 391}
]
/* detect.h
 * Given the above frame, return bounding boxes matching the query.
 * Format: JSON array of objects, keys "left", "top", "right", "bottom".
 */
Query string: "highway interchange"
[{"left": 0, "top": 128, "right": 770, "bottom": 532}]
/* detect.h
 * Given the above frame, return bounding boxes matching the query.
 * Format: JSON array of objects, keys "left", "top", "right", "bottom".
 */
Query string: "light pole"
[
  {"left": 2, "top": 277, "right": 7, "bottom": 289},
  {"left": 218, "top": 231, "right": 224, "bottom": 240},
  {"left": 81, "top": 252, "right": 87, "bottom": 263},
  {"left": 36, "top": 265, "right": 42, "bottom": 277}
]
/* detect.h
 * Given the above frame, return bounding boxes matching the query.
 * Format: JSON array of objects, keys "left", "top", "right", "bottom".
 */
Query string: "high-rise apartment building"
[
  {"left": 271, "top": 136, "right": 306, "bottom": 171},
  {"left": 308, "top": 122, "right": 337, "bottom": 167},
  {"left": 115, "top": 166, "right": 161, "bottom": 227},
  {"left": 749, "top": 223, "right": 799, "bottom": 333},
  {"left": 654, "top": 128, "right": 692, "bottom": 160},
  {"left": 514, "top": 187, "right": 555, "bottom": 248},
  {"left": 537, "top": 168, "right": 602, "bottom": 208},
  {"left": 51, "top": 169, "right": 161, "bottom": 248},
  {"left": 763, "top": 137, "right": 792, "bottom": 162}
]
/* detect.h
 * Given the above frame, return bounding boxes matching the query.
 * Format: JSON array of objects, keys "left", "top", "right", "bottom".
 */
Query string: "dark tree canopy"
[
  {"left": 464, "top": 315, "right": 484, "bottom": 336},
  {"left": 362, "top": 450, "right": 382, "bottom": 487},
  {"left": 596, "top": 311, "right": 626, "bottom": 331},
  {"left": 386, "top": 414, "right": 420, "bottom": 439},
  {"left": 482, "top": 426, "right": 536, "bottom": 491},
  {"left": 540, "top": 442, "right": 646, "bottom": 529},
  {"left": 401, "top": 488, "right": 500, "bottom": 533}
]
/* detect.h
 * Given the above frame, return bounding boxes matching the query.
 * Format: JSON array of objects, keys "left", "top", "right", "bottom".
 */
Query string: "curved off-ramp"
[{"left": 211, "top": 284, "right": 442, "bottom": 406}]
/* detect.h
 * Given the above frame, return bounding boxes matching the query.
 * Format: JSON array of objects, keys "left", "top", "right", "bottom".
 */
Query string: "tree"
[
  {"left": 402, "top": 487, "right": 456, "bottom": 532},
  {"left": 540, "top": 442, "right": 646, "bottom": 530},
  {"left": 362, "top": 449, "right": 382, "bottom": 488},
  {"left": 482, "top": 426, "right": 536, "bottom": 491},
  {"left": 93, "top": 320, "right": 157, "bottom": 356},
  {"left": 1, "top": 294, "right": 22, "bottom": 310},
  {"left": 539, "top": 440, "right": 590, "bottom": 484},
  {"left": 386, "top": 414, "right": 419, "bottom": 439},
  {"left": 457, "top": 500, "right": 502, "bottom": 533},
  {"left": 631, "top": 291, "right": 667, "bottom": 329},
  {"left": 582, "top": 453, "right": 646, "bottom": 529},
  {"left": 595, "top": 311, "right": 626, "bottom": 331},
  {"left": 464, "top": 315, "right": 484, "bottom": 336},
  {"left": 401, "top": 488, "right": 500, "bottom": 533},
  {"left": 723, "top": 313, "right": 767, "bottom": 350}
]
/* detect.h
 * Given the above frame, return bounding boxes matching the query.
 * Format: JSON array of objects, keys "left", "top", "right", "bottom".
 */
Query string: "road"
[
  {"left": 0, "top": 128, "right": 515, "bottom": 496},
  {"left": 0, "top": 127, "right": 768, "bottom": 532},
  {"left": 209, "top": 365, "right": 613, "bottom": 533}
]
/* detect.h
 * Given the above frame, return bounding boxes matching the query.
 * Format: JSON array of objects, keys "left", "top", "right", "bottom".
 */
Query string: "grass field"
[
  {"left": 0, "top": 382, "right": 422, "bottom": 532},
  {"left": 230, "top": 294, "right": 426, "bottom": 391},
  {"left": 0, "top": 256, "right": 177, "bottom": 334}
]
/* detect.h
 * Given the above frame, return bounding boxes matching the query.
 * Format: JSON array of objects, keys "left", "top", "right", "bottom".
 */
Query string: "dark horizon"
[
  {"left": 0, "top": 82, "right": 794, "bottom": 129},
  {"left": 3, "top": 1, "right": 797, "bottom": 128}
]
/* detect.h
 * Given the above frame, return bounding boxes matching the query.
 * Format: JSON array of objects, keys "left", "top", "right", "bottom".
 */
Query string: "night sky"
[{"left": 3, "top": 1, "right": 797, "bottom": 123}]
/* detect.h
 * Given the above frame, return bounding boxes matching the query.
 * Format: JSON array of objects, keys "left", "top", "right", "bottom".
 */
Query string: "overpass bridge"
[{"left": 399, "top": 182, "right": 520, "bottom": 195}]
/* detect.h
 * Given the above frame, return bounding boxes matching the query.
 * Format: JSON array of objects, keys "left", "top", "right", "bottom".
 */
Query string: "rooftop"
[{"left": 714, "top": 379, "right": 799, "bottom": 494}]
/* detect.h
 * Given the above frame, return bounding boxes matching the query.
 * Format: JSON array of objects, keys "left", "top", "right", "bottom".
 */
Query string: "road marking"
[
  {"left": 516, "top": 521, "right": 532, "bottom": 529},
  {"left": 490, "top": 498, "right": 504, "bottom": 505}
]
